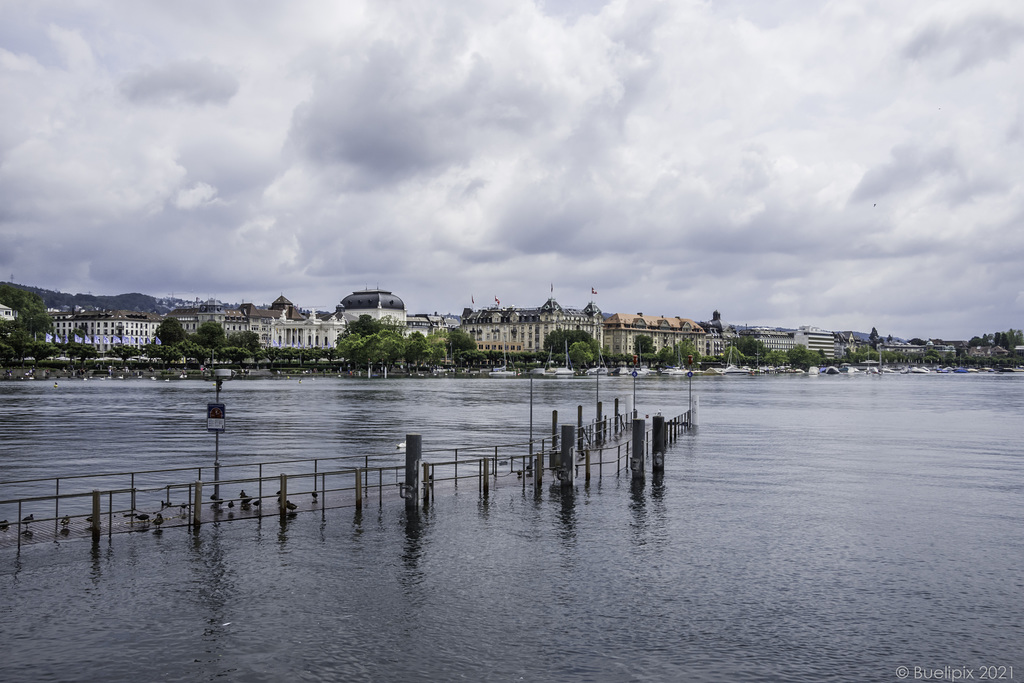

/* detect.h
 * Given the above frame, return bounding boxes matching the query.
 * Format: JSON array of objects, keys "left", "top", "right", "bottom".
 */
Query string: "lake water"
[{"left": 1, "top": 374, "right": 1022, "bottom": 682}]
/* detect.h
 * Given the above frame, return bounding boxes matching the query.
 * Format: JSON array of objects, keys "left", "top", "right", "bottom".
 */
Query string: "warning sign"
[{"left": 207, "top": 403, "right": 226, "bottom": 432}]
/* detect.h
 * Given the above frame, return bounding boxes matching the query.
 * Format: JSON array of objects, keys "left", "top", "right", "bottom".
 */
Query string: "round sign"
[
  {"left": 687, "top": 371, "right": 693, "bottom": 377},
  {"left": 631, "top": 370, "right": 638, "bottom": 378}
]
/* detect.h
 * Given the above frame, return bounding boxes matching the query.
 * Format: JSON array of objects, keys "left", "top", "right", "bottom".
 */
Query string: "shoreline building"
[
  {"left": 792, "top": 326, "right": 835, "bottom": 359},
  {"left": 50, "top": 309, "right": 163, "bottom": 353},
  {"left": 337, "top": 289, "right": 407, "bottom": 328},
  {"left": 602, "top": 313, "right": 706, "bottom": 357},
  {"left": 268, "top": 296, "right": 346, "bottom": 349},
  {"left": 461, "top": 298, "right": 603, "bottom": 352}
]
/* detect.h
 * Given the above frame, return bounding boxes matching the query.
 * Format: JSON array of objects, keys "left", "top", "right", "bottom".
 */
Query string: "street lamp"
[{"left": 207, "top": 368, "right": 232, "bottom": 507}]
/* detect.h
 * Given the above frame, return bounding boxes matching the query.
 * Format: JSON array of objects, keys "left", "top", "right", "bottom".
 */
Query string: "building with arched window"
[
  {"left": 602, "top": 313, "right": 706, "bottom": 356},
  {"left": 460, "top": 298, "right": 603, "bottom": 352}
]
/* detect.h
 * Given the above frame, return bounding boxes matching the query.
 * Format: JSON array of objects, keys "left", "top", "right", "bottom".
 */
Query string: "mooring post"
[
  {"left": 652, "top": 414, "right": 666, "bottom": 473},
  {"left": 92, "top": 489, "right": 101, "bottom": 541},
  {"left": 405, "top": 433, "right": 422, "bottom": 507},
  {"left": 585, "top": 448, "right": 591, "bottom": 483},
  {"left": 482, "top": 457, "right": 489, "bottom": 497},
  {"left": 355, "top": 469, "right": 362, "bottom": 510},
  {"left": 596, "top": 401, "right": 603, "bottom": 446},
  {"left": 631, "top": 417, "right": 646, "bottom": 481},
  {"left": 560, "top": 424, "right": 575, "bottom": 488},
  {"left": 691, "top": 396, "right": 699, "bottom": 430},
  {"left": 192, "top": 481, "right": 202, "bottom": 528}
]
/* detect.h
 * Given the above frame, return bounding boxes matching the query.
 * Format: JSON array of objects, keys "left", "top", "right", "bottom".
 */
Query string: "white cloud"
[
  {"left": 1, "top": 0, "right": 1024, "bottom": 338},
  {"left": 174, "top": 182, "right": 220, "bottom": 210}
]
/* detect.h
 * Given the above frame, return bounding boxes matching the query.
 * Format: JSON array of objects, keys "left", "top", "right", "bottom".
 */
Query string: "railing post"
[
  {"left": 577, "top": 405, "right": 584, "bottom": 452},
  {"left": 355, "top": 469, "right": 362, "bottom": 510},
  {"left": 596, "top": 401, "right": 603, "bottom": 446},
  {"left": 422, "top": 462, "right": 431, "bottom": 505},
  {"left": 482, "top": 458, "right": 489, "bottom": 497}
]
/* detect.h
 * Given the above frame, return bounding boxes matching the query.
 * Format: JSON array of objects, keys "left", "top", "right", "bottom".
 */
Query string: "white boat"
[
  {"left": 490, "top": 334, "right": 516, "bottom": 376},
  {"left": 546, "top": 342, "right": 574, "bottom": 377},
  {"left": 659, "top": 366, "right": 686, "bottom": 376}
]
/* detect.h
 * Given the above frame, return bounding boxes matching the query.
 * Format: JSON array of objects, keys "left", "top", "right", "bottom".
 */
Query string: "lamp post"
[{"left": 208, "top": 368, "right": 232, "bottom": 507}]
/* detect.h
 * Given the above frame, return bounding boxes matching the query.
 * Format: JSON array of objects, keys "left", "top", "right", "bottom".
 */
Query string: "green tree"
[
  {"left": 227, "top": 331, "right": 262, "bottom": 356},
  {"left": 346, "top": 314, "right": 382, "bottom": 337},
  {"left": 192, "top": 321, "right": 226, "bottom": 352},
  {"left": 765, "top": 350, "right": 788, "bottom": 367},
  {"left": 543, "top": 329, "right": 596, "bottom": 355},
  {"left": 734, "top": 335, "right": 767, "bottom": 360},
  {"left": 220, "top": 346, "right": 250, "bottom": 365},
  {"left": 404, "top": 332, "right": 429, "bottom": 368},
  {"left": 634, "top": 335, "right": 654, "bottom": 358},
  {"left": 568, "top": 341, "right": 594, "bottom": 369},
  {"left": 447, "top": 329, "right": 478, "bottom": 358},
  {"left": 155, "top": 317, "right": 188, "bottom": 346},
  {"left": 0, "top": 284, "right": 52, "bottom": 337},
  {"left": 786, "top": 344, "right": 820, "bottom": 370}
]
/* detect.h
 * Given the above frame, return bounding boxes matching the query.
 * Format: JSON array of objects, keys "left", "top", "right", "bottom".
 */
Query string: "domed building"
[{"left": 336, "top": 289, "right": 407, "bottom": 326}]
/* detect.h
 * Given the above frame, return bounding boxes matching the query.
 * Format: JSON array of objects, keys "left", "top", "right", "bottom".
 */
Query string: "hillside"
[{"left": 1, "top": 282, "right": 190, "bottom": 314}]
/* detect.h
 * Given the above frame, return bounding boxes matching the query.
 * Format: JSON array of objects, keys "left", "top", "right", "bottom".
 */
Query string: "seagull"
[{"left": 397, "top": 442, "right": 406, "bottom": 449}]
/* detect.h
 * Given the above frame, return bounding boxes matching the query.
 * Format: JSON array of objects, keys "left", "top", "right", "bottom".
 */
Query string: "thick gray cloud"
[
  {"left": 2, "top": 0, "right": 1024, "bottom": 340},
  {"left": 120, "top": 60, "right": 239, "bottom": 106}
]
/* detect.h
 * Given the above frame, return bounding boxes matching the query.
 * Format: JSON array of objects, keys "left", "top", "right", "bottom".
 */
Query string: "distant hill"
[{"left": 1, "top": 282, "right": 192, "bottom": 314}]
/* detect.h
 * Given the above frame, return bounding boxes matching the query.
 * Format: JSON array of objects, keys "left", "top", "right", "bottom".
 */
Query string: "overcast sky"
[{"left": 2, "top": 1, "right": 1023, "bottom": 340}]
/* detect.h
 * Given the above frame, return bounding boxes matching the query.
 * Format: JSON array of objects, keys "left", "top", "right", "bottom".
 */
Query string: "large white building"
[
  {"left": 50, "top": 309, "right": 163, "bottom": 352},
  {"left": 460, "top": 298, "right": 604, "bottom": 352}
]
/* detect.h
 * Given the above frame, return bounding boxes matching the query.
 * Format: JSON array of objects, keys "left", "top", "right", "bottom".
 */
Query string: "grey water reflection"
[{"left": 3, "top": 375, "right": 1024, "bottom": 682}]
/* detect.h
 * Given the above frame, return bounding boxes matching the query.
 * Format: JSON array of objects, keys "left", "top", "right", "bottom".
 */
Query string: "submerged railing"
[{"left": 1, "top": 403, "right": 696, "bottom": 549}]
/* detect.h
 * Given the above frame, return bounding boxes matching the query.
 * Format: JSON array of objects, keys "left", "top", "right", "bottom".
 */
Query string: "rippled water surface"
[{"left": 2, "top": 374, "right": 1022, "bottom": 682}]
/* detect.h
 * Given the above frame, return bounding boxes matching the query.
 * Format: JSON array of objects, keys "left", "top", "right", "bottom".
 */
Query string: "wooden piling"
[
  {"left": 652, "top": 414, "right": 665, "bottom": 473},
  {"left": 482, "top": 457, "right": 489, "bottom": 497},
  {"left": 560, "top": 424, "right": 574, "bottom": 487},
  {"left": 631, "top": 418, "right": 646, "bottom": 481},
  {"left": 279, "top": 474, "right": 288, "bottom": 518},
  {"left": 92, "top": 489, "right": 101, "bottom": 540},
  {"left": 355, "top": 469, "right": 362, "bottom": 510},
  {"left": 551, "top": 410, "right": 558, "bottom": 451},
  {"left": 406, "top": 433, "right": 422, "bottom": 508},
  {"left": 192, "top": 481, "right": 202, "bottom": 528}
]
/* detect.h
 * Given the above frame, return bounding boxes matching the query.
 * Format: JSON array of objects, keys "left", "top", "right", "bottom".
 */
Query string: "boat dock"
[{"left": 2, "top": 402, "right": 697, "bottom": 549}]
